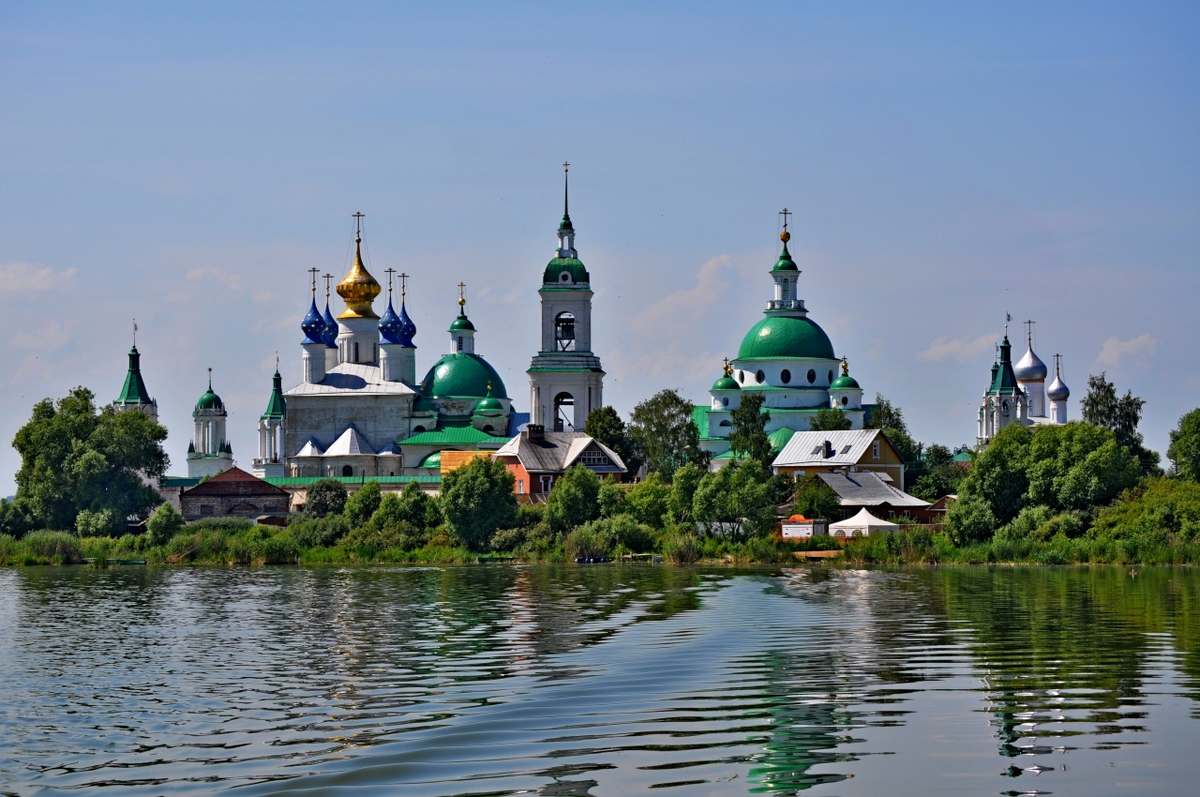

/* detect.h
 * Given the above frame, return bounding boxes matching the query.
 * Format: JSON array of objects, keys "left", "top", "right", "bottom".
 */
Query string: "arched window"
[
  {"left": 457, "top": 336, "right": 464, "bottom": 352},
  {"left": 807, "top": 369, "right": 816, "bottom": 384},
  {"left": 553, "top": 392, "right": 575, "bottom": 432},
  {"left": 719, "top": 419, "right": 731, "bottom": 427},
  {"left": 353, "top": 342, "right": 359, "bottom": 363},
  {"left": 722, "top": 397, "right": 729, "bottom": 407},
  {"left": 555, "top": 312, "right": 576, "bottom": 351},
  {"left": 413, "top": 425, "right": 426, "bottom": 433},
  {"left": 756, "top": 370, "right": 765, "bottom": 384},
  {"left": 342, "top": 465, "right": 353, "bottom": 477},
  {"left": 482, "top": 425, "right": 494, "bottom": 433},
  {"left": 781, "top": 369, "right": 791, "bottom": 384},
  {"left": 738, "top": 371, "right": 745, "bottom": 384},
  {"left": 828, "top": 370, "right": 834, "bottom": 383},
  {"left": 841, "top": 396, "right": 848, "bottom": 406}
]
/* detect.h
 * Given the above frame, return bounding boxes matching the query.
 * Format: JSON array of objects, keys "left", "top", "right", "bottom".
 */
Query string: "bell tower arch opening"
[
  {"left": 553, "top": 392, "right": 575, "bottom": 432},
  {"left": 555, "top": 312, "right": 576, "bottom": 351}
]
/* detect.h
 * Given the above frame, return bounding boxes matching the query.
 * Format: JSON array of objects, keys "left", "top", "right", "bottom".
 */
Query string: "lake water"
[{"left": 0, "top": 565, "right": 1197, "bottom": 796}]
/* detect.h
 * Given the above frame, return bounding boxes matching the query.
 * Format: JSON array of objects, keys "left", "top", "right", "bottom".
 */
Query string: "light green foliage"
[
  {"left": 692, "top": 459, "right": 776, "bottom": 541},
  {"left": 625, "top": 472, "right": 669, "bottom": 528},
  {"left": 440, "top": 456, "right": 517, "bottom": 551},
  {"left": 661, "top": 529, "right": 699, "bottom": 564},
  {"left": 1089, "top": 478, "right": 1200, "bottom": 542},
  {"left": 1025, "top": 422, "right": 1140, "bottom": 512},
  {"left": 343, "top": 519, "right": 420, "bottom": 554},
  {"left": 598, "top": 479, "right": 628, "bottom": 518},
  {"left": 564, "top": 521, "right": 614, "bottom": 559},
  {"left": 344, "top": 480, "right": 382, "bottom": 528},
  {"left": 371, "top": 482, "right": 439, "bottom": 533},
  {"left": 945, "top": 493, "right": 998, "bottom": 546},
  {"left": 585, "top": 405, "right": 641, "bottom": 475},
  {"left": 866, "top": 394, "right": 921, "bottom": 488},
  {"left": 545, "top": 464, "right": 601, "bottom": 533},
  {"left": 21, "top": 531, "right": 84, "bottom": 563},
  {"left": 75, "top": 508, "right": 117, "bottom": 537},
  {"left": 1080, "top": 372, "right": 1160, "bottom": 475},
  {"left": 1168, "top": 408, "right": 1200, "bottom": 482},
  {"left": 12, "top": 387, "right": 168, "bottom": 534},
  {"left": 793, "top": 474, "right": 840, "bottom": 521},
  {"left": 628, "top": 389, "right": 706, "bottom": 479},
  {"left": 810, "top": 407, "right": 852, "bottom": 432},
  {"left": 729, "top": 393, "right": 772, "bottom": 463},
  {"left": 966, "top": 423, "right": 1032, "bottom": 526},
  {"left": 667, "top": 463, "right": 703, "bottom": 523},
  {"left": 288, "top": 514, "right": 349, "bottom": 547},
  {"left": 304, "top": 479, "right": 347, "bottom": 517},
  {"left": 146, "top": 503, "right": 184, "bottom": 546}
]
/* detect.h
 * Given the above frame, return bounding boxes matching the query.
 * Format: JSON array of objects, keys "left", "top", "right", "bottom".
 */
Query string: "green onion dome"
[
  {"left": 830, "top": 373, "right": 860, "bottom": 390},
  {"left": 474, "top": 382, "right": 504, "bottom": 413},
  {"left": 420, "top": 353, "right": 507, "bottom": 400},
  {"left": 712, "top": 375, "right": 740, "bottom": 391},
  {"left": 738, "top": 315, "right": 835, "bottom": 360},
  {"left": 195, "top": 382, "right": 223, "bottom": 411},
  {"left": 543, "top": 256, "right": 590, "bottom": 286},
  {"left": 772, "top": 233, "right": 799, "bottom": 272},
  {"left": 448, "top": 310, "right": 476, "bottom": 332}
]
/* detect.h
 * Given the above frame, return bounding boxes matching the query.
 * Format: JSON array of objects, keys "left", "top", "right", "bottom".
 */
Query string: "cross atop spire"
[
  {"left": 385, "top": 267, "right": 396, "bottom": 299},
  {"left": 1024, "top": 319, "right": 1036, "bottom": 347},
  {"left": 352, "top": 211, "right": 365, "bottom": 242},
  {"left": 399, "top": 272, "right": 408, "bottom": 298},
  {"left": 458, "top": 282, "right": 466, "bottom": 308},
  {"left": 779, "top": 207, "right": 792, "bottom": 244},
  {"left": 563, "top": 161, "right": 570, "bottom": 218},
  {"left": 208, "top": 366, "right": 213, "bottom": 390},
  {"left": 132, "top": 318, "right": 137, "bottom": 347},
  {"left": 323, "top": 273, "right": 333, "bottom": 299},
  {"left": 308, "top": 267, "right": 319, "bottom": 297}
]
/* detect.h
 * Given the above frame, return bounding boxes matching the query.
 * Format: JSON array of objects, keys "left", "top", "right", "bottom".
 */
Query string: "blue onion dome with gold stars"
[
  {"left": 301, "top": 297, "right": 325, "bottom": 344},
  {"left": 379, "top": 297, "right": 404, "bottom": 344},
  {"left": 321, "top": 300, "right": 338, "bottom": 348},
  {"left": 398, "top": 300, "right": 416, "bottom": 346}
]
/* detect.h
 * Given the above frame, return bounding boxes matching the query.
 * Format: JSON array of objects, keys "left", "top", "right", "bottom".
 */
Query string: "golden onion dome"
[{"left": 336, "top": 238, "right": 381, "bottom": 319}]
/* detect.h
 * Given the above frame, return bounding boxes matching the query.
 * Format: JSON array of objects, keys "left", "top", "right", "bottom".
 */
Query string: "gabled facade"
[
  {"left": 179, "top": 467, "right": 290, "bottom": 521},
  {"left": 493, "top": 425, "right": 626, "bottom": 498},
  {"left": 771, "top": 428, "right": 906, "bottom": 486}
]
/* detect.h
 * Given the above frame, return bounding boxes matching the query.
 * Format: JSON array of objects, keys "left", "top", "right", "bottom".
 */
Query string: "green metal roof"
[
  {"left": 542, "top": 256, "right": 590, "bottom": 286},
  {"left": 448, "top": 311, "right": 476, "bottom": 332},
  {"left": 987, "top": 337, "right": 1022, "bottom": 396},
  {"left": 830, "top": 374, "right": 861, "bottom": 390},
  {"left": 116, "top": 346, "right": 152, "bottom": 405},
  {"left": 262, "top": 370, "right": 286, "bottom": 419},
  {"left": 266, "top": 475, "right": 441, "bottom": 486},
  {"left": 772, "top": 241, "right": 799, "bottom": 272},
  {"left": 421, "top": 353, "right": 508, "bottom": 400},
  {"left": 712, "top": 428, "right": 794, "bottom": 460},
  {"left": 399, "top": 425, "right": 509, "bottom": 447},
  {"left": 712, "top": 376, "right": 740, "bottom": 391},
  {"left": 738, "top": 315, "right": 836, "bottom": 361},
  {"left": 418, "top": 451, "right": 441, "bottom": 469},
  {"left": 161, "top": 476, "right": 201, "bottom": 488}
]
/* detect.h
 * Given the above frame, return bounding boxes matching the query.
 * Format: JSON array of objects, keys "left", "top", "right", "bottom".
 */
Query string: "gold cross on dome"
[
  {"left": 308, "top": 267, "right": 319, "bottom": 295},
  {"left": 458, "top": 282, "right": 466, "bottom": 307},
  {"left": 384, "top": 267, "right": 396, "bottom": 297},
  {"left": 399, "top": 272, "right": 408, "bottom": 297},
  {"left": 779, "top": 207, "right": 791, "bottom": 231}
]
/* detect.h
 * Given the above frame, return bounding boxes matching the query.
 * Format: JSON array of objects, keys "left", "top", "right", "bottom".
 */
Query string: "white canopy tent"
[{"left": 828, "top": 508, "right": 899, "bottom": 538}]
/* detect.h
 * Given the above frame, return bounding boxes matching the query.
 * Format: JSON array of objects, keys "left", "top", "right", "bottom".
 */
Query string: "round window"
[
  {"left": 841, "top": 396, "right": 848, "bottom": 406},
  {"left": 781, "top": 369, "right": 791, "bottom": 384},
  {"left": 756, "top": 370, "right": 765, "bottom": 384},
  {"left": 807, "top": 369, "right": 816, "bottom": 384},
  {"left": 828, "top": 370, "right": 834, "bottom": 383},
  {"left": 722, "top": 397, "right": 729, "bottom": 407},
  {"left": 560, "top": 272, "right": 571, "bottom": 282}
]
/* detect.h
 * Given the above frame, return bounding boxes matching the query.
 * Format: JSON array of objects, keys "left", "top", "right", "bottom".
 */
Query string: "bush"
[
  {"left": 564, "top": 521, "right": 614, "bottom": 559},
  {"left": 0, "top": 499, "right": 32, "bottom": 539},
  {"left": 661, "top": 530, "right": 699, "bottom": 564},
  {"left": 305, "top": 479, "right": 348, "bottom": 517},
  {"left": 343, "top": 520, "right": 421, "bottom": 554},
  {"left": 546, "top": 464, "right": 602, "bottom": 533},
  {"left": 440, "top": 457, "right": 517, "bottom": 551},
  {"left": 187, "top": 517, "right": 254, "bottom": 534},
  {"left": 490, "top": 527, "right": 528, "bottom": 552},
  {"left": 625, "top": 472, "right": 669, "bottom": 528},
  {"left": 516, "top": 503, "right": 546, "bottom": 529},
  {"left": 75, "top": 508, "right": 118, "bottom": 537},
  {"left": 259, "top": 533, "right": 299, "bottom": 564},
  {"left": 607, "top": 514, "right": 656, "bottom": 553},
  {"left": 289, "top": 515, "right": 349, "bottom": 548},
  {"left": 22, "top": 530, "right": 83, "bottom": 563},
  {"left": 147, "top": 504, "right": 185, "bottom": 546},
  {"left": 945, "top": 493, "right": 997, "bottom": 546},
  {"left": 344, "top": 480, "right": 382, "bottom": 527},
  {"left": 598, "top": 479, "right": 628, "bottom": 518}
]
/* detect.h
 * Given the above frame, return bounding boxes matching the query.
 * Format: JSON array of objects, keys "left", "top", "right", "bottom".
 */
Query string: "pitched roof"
[
  {"left": 398, "top": 425, "right": 508, "bottom": 447},
  {"left": 181, "top": 467, "right": 289, "bottom": 498},
  {"left": 712, "top": 427, "right": 796, "bottom": 460},
  {"left": 324, "top": 426, "right": 376, "bottom": 456},
  {"left": 772, "top": 429, "right": 887, "bottom": 468},
  {"left": 294, "top": 438, "right": 324, "bottom": 457},
  {"left": 493, "top": 432, "right": 626, "bottom": 474},
  {"left": 816, "top": 471, "right": 929, "bottom": 508},
  {"left": 284, "top": 362, "right": 418, "bottom": 397},
  {"left": 116, "top": 346, "right": 153, "bottom": 406},
  {"left": 829, "top": 507, "right": 899, "bottom": 530}
]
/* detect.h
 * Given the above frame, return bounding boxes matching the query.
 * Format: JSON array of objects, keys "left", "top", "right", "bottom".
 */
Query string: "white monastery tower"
[{"left": 186, "top": 369, "right": 234, "bottom": 478}]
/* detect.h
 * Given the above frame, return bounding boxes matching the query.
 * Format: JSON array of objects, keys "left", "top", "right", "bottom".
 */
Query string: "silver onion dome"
[
  {"left": 1047, "top": 372, "right": 1070, "bottom": 401},
  {"left": 1014, "top": 345, "right": 1048, "bottom": 381}
]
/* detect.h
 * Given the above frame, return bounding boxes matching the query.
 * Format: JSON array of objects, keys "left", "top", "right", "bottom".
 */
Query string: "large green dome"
[
  {"left": 543, "top": 256, "right": 590, "bottom": 286},
  {"left": 195, "top": 388, "right": 223, "bottom": 411},
  {"left": 420, "top": 353, "right": 508, "bottom": 400},
  {"left": 738, "top": 315, "right": 836, "bottom": 360}
]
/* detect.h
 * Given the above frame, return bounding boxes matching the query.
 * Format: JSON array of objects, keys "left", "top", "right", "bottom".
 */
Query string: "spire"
[
  {"left": 772, "top": 207, "right": 798, "bottom": 272},
  {"left": 116, "top": 343, "right": 152, "bottom": 405},
  {"left": 398, "top": 271, "right": 416, "bottom": 346},
  {"left": 556, "top": 163, "right": 577, "bottom": 257},
  {"left": 262, "top": 366, "right": 287, "bottom": 419}
]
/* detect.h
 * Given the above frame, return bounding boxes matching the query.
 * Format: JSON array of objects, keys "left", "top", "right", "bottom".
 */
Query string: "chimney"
[
  {"left": 823, "top": 440, "right": 833, "bottom": 458},
  {"left": 525, "top": 424, "right": 545, "bottom": 443}
]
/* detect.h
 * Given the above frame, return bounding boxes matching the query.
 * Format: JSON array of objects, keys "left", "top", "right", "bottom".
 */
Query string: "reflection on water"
[{"left": 0, "top": 565, "right": 1196, "bottom": 795}]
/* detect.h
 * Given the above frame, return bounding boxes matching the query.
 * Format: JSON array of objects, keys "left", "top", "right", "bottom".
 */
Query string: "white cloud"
[
  {"left": 919, "top": 333, "right": 995, "bottom": 362},
  {"left": 1098, "top": 333, "right": 1157, "bottom": 367},
  {"left": 0, "top": 261, "right": 78, "bottom": 297},
  {"left": 186, "top": 268, "right": 244, "bottom": 291}
]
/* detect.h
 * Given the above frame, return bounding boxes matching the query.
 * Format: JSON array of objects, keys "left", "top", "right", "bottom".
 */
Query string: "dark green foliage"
[
  {"left": 370, "top": 482, "right": 440, "bottom": 533},
  {"left": 585, "top": 405, "right": 641, "bottom": 475},
  {"left": 185, "top": 517, "right": 254, "bottom": 534},
  {"left": 545, "top": 464, "right": 601, "bottom": 533},
  {"left": 343, "top": 519, "right": 421, "bottom": 554},
  {"left": 598, "top": 479, "right": 628, "bottom": 518},
  {"left": 1081, "top": 372, "right": 1160, "bottom": 474},
  {"left": 967, "top": 423, "right": 1032, "bottom": 526},
  {"left": 945, "top": 493, "right": 998, "bottom": 546},
  {"left": 607, "top": 514, "right": 656, "bottom": 552},
  {"left": 564, "top": 521, "right": 614, "bottom": 559},
  {"left": 146, "top": 503, "right": 184, "bottom": 546},
  {"left": 867, "top": 393, "right": 908, "bottom": 435},
  {"left": 0, "top": 499, "right": 32, "bottom": 539},
  {"left": 289, "top": 514, "right": 349, "bottom": 547},
  {"left": 304, "top": 479, "right": 347, "bottom": 517},
  {"left": 516, "top": 503, "right": 546, "bottom": 529},
  {"left": 625, "top": 472, "right": 669, "bottom": 528},
  {"left": 1168, "top": 408, "right": 1200, "bottom": 482},
  {"left": 810, "top": 407, "right": 852, "bottom": 431},
  {"left": 793, "top": 474, "right": 840, "bottom": 521},
  {"left": 767, "top": 471, "right": 795, "bottom": 507},
  {"left": 1025, "top": 423, "right": 1140, "bottom": 513},
  {"left": 12, "top": 387, "right": 168, "bottom": 535},
  {"left": 667, "top": 463, "right": 704, "bottom": 523},
  {"left": 344, "top": 480, "right": 382, "bottom": 527},
  {"left": 865, "top": 393, "right": 921, "bottom": 487},
  {"left": 440, "top": 456, "right": 517, "bottom": 551},
  {"left": 628, "top": 389, "right": 706, "bottom": 479},
  {"left": 911, "top": 444, "right": 968, "bottom": 500},
  {"left": 21, "top": 531, "right": 84, "bottom": 563},
  {"left": 729, "top": 393, "right": 772, "bottom": 463},
  {"left": 692, "top": 459, "right": 776, "bottom": 541}
]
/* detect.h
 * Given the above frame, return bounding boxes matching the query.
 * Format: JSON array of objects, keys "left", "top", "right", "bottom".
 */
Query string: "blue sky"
[{"left": 1, "top": 2, "right": 1198, "bottom": 493}]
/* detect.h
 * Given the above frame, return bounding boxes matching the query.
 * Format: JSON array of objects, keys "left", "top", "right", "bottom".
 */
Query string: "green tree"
[
  {"left": 865, "top": 393, "right": 921, "bottom": 487},
  {"left": 628, "top": 389, "right": 706, "bottom": 479},
  {"left": 585, "top": 406, "right": 641, "bottom": 475},
  {"left": 440, "top": 456, "right": 517, "bottom": 551},
  {"left": 1168, "top": 408, "right": 1200, "bottom": 482},
  {"left": 1024, "top": 422, "right": 1140, "bottom": 513},
  {"left": 1081, "top": 372, "right": 1160, "bottom": 475},
  {"left": 0, "top": 498, "right": 32, "bottom": 539},
  {"left": 146, "top": 503, "right": 185, "bottom": 546},
  {"left": 343, "top": 480, "right": 382, "bottom": 528},
  {"left": 12, "top": 387, "right": 168, "bottom": 534},
  {"left": 729, "top": 393, "right": 772, "bottom": 463},
  {"left": 667, "top": 462, "right": 704, "bottom": 523},
  {"left": 962, "top": 423, "right": 1031, "bottom": 526},
  {"left": 867, "top": 393, "right": 908, "bottom": 435},
  {"left": 546, "top": 463, "right": 602, "bottom": 533},
  {"left": 810, "top": 406, "right": 852, "bottom": 431},
  {"left": 924, "top": 444, "right": 954, "bottom": 469},
  {"left": 944, "top": 493, "right": 997, "bottom": 546},
  {"left": 692, "top": 459, "right": 775, "bottom": 541},
  {"left": 304, "top": 479, "right": 347, "bottom": 517},
  {"left": 793, "top": 474, "right": 841, "bottom": 520},
  {"left": 598, "top": 479, "right": 629, "bottom": 518},
  {"left": 625, "top": 471, "right": 670, "bottom": 528}
]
